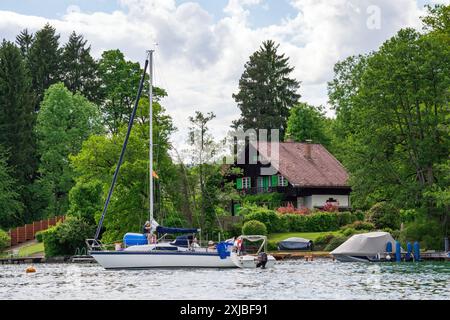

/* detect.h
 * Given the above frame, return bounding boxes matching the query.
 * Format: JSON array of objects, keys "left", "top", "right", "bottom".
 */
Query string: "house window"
[
  {"left": 242, "top": 177, "right": 251, "bottom": 189},
  {"left": 278, "top": 175, "right": 288, "bottom": 187},
  {"left": 257, "top": 176, "right": 271, "bottom": 192}
]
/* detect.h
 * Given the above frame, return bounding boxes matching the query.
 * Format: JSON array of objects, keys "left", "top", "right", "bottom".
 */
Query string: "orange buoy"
[{"left": 26, "top": 265, "right": 36, "bottom": 273}]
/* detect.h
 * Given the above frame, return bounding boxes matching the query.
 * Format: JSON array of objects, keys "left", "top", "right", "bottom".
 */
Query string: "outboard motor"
[{"left": 256, "top": 252, "right": 268, "bottom": 269}]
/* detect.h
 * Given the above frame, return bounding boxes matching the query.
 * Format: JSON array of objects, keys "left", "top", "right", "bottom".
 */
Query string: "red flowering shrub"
[
  {"left": 277, "top": 202, "right": 310, "bottom": 215},
  {"left": 322, "top": 201, "right": 339, "bottom": 212}
]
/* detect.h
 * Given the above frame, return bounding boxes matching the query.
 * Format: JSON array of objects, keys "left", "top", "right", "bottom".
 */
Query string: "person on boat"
[
  {"left": 143, "top": 221, "right": 155, "bottom": 244},
  {"left": 208, "top": 240, "right": 216, "bottom": 250}
]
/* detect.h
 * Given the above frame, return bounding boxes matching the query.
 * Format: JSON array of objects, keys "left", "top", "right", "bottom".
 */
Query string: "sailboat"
[{"left": 86, "top": 50, "right": 275, "bottom": 269}]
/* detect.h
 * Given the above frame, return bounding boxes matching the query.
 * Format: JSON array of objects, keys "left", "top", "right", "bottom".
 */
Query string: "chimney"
[{"left": 305, "top": 139, "right": 312, "bottom": 159}]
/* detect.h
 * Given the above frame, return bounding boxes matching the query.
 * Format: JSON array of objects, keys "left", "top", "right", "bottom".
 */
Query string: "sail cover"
[
  {"left": 331, "top": 232, "right": 398, "bottom": 255},
  {"left": 156, "top": 226, "right": 200, "bottom": 234}
]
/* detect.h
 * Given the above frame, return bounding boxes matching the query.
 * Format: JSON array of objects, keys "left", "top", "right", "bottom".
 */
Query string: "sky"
[{"left": 0, "top": 0, "right": 448, "bottom": 152}]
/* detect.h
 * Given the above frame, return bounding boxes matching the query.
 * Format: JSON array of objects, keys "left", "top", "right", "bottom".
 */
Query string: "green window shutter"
[
  {"left": 263, "top": 176, "right": 269, "bottom": 189},
  {"left": 236, "top": 178, "right": 243, "bottom": 190},
  {"left": 271, "top": 175, "right": 278, "bottom": 187},
  {"left": 248, "top": 178, "right": 252, "bottom": 188}
]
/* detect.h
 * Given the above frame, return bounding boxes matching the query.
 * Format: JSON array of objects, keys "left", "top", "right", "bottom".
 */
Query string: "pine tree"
[
  {"left": 232, "top": 40, "right": 300, "bottom": 138},
  {"left": 16, "top": 29, "right": 34, "bottom": 58},
  {"left": 28, "top": 23, "right": 61, "bottom": 111},
  {"left": 61, "top": 31, "right": 101, "bottom": 104},
  {"left": 0, "top": 40, "right": 37, "bottom": 224}
]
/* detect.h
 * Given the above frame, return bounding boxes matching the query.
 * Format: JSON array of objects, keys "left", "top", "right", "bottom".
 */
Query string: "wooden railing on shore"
[{"left": 8, "top": 216, "right": 65, "bottom": 247}]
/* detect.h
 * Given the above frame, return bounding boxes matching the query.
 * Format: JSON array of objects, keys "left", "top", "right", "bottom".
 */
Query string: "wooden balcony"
[{"left": 238, "top": 186, "right": 290, "bottom": 195}]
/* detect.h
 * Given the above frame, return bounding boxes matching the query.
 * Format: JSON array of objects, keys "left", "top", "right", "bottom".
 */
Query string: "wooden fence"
[{"left": 8, "top": 216, "right": 65, "bottom": 247}]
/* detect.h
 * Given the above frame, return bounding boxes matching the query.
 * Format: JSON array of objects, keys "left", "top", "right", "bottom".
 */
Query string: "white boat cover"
[{"left": 331, "top": 232, "right": 398, "bottom": 255}]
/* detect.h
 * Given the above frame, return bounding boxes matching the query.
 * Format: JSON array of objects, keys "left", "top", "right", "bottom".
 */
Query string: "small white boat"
[{"left": 330, "top": 231, "right": 399, "bottom": 262}]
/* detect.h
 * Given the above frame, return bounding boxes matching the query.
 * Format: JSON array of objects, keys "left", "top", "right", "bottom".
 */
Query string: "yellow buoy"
[{"left": 26, "top": 265, "right": 36, "bottom": 273}]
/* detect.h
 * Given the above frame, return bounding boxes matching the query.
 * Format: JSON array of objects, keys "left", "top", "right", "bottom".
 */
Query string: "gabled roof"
[{"left": 251, "top": 142, "right": 349, "bottom": 188}]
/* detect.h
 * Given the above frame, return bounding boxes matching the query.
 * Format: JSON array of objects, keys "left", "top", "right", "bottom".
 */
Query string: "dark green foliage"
[
  {"left": 67, "top": 179, "right": 103, "bottom": 225},
  {"left": 400, "top": 219, "right": 444, "bottom": 250},
  {"left": 0, "top": 229, "right": 10, "bottom": 251},
  {"left": 0, "top": 152, "right": 23, "bottom": 228},
  {"left": 242, "top": 220, "right": 267, "bottom": 236},
  {"left": 341, "top": 221, "right": 376, "bottom": 231},
  {"left": 0, "top": 40, "right": 36, "bottom": 225},
  {"left": 28, "top": 23, "right": 62, "bottom": 111},
  {"left": 314, "top": 233, "right": 336, "bottom": 246},
  {"left": 232, "top": 40, "right": 300, "bottom": 137},
  {"left": 285, "top": 103, "right": 331, "bottom": 146},
  {"left": 365, "top": 202, "right": 401, "bottom": 230},
  {"left": 15, "top": 29, "right": 34, "bottom": 58},
  {"left": 324, "top": 235, "right": 348, "bottom": 251},
  {"left": 42, "top": 216, "right": 95, "bottom": 257},
  {"left": 35, "top": 230, "right": 44, "bottom": 243},
  {"left": 61, "top": 32, "right": 100, "bottom": 104}
]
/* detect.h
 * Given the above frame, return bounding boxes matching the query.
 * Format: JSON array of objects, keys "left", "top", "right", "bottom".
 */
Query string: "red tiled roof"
[{"left": 252, "top": 142, "right": 349, "bottom": 188}]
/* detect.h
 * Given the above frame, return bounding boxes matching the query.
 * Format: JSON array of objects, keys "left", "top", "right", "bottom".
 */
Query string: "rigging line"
[{"left": 94, "top": 57, "right": 149, "bottom": 240}]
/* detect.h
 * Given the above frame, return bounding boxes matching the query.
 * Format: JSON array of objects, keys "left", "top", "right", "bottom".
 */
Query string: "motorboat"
[
  {"left": 277, "top": 237, "right": 313, "bottom": 251},
  {"left": 330, "top": 231, "right": 400, "bottom": 262}
]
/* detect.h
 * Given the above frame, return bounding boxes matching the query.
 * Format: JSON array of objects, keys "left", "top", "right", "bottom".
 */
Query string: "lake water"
[{"left": 1, "top": 260, "right": 448, "bottom": 300}]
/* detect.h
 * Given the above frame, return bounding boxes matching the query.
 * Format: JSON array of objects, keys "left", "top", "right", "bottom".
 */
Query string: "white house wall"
[{"left": 298, "top": 195, "right": 349, "bottom": 209}]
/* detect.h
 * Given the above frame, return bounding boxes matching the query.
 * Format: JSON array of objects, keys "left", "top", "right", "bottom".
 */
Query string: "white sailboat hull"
[{"left": 91, "top": 250, "right": 237, "bottom": 269}]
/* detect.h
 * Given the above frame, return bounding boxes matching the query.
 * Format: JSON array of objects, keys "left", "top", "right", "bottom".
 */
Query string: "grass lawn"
[
  {"left": 268, "top": 231, "right": 340, "bottom": 243},
  {"left": 18, "top": 242, "right": 44, "bottom": 257}
]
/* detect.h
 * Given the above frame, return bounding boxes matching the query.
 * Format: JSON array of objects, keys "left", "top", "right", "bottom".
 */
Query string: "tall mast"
[{"left": 148, "top": 50, "right": 154, "bottom": 223}]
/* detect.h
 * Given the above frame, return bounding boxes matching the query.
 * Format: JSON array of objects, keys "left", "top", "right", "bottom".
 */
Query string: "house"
[{"left": 231, "top": 140, "right": 351, "bottom": 213}]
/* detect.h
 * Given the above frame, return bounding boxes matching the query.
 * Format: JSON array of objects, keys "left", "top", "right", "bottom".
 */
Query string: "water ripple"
[{"left": 0, "top": 260, "right": 448, "bottom": 300}]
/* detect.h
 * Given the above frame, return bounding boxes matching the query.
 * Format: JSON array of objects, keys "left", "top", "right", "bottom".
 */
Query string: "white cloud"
[{"left": 0, "top": 0, "right": 430, "bottom": 152}]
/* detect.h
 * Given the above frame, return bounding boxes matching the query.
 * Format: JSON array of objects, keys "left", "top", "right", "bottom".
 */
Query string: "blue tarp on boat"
[{"left": 156, "top": 226, "right": 200, "bottom": 234}]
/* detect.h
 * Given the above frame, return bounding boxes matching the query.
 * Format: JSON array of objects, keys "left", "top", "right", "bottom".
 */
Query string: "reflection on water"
[{"left": 0, "top": 260, "right": 448, "bottom": 300}]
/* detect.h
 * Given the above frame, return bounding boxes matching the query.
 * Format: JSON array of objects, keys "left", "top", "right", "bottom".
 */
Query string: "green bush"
[
  {"left": 242, "top": 206, "right": 285, "bottom": 233},
  {"left": 336, "top": 211, "right": 359, "bottom": 226},
  {"left": 324, "top": 235, "right": 348, "bottom": 251},
  {"left": 365, "top": 202, "right": 401, "bottom": 230},
  {"left": 267, "top": 240, "right": 278, "bottom": 251},
  {"left": 400, "top": 220, "right": 444, "bottom": 251},
  {"left": 35, "top": 230, "right": 45, "bottom": 243},
  {"left": 43, "top": 216, "right": 95, "bottom": 257},
  {"left": 242, "top": 220, "right": 268, "bottom": 236},
  {"left": 341, "top": 221, "right": 376, "bottom": 231},
  {"left": 0, "top": 229, "right": 10, "bottom": 251},
  {"left": 315, "top": 233, "right": 337, "bottom": 245},
  {"left": 353, "top": 210, "right": 366, "bottom": 221},
  {"left": 306, "top": 212, "right": 340, "bottom": 232}
]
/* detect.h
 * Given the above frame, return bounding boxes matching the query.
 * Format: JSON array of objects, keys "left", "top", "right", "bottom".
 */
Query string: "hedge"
[{"left": 243, "top": 208, "right": 362, "bottom": 233}]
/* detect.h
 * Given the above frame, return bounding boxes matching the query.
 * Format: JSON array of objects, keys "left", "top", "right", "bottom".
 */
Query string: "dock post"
[
  {"left": 395, "top": 241, "right": 401, "bottom": 262},
  {"left": 445, "top": 237, "right": 449, "bottom": 252},
  {"left": 406, "top": 242, "right": 412, "bottom": 261},
  {"left": 413, "top": 242, "right": 420, "bottom": 261}
]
